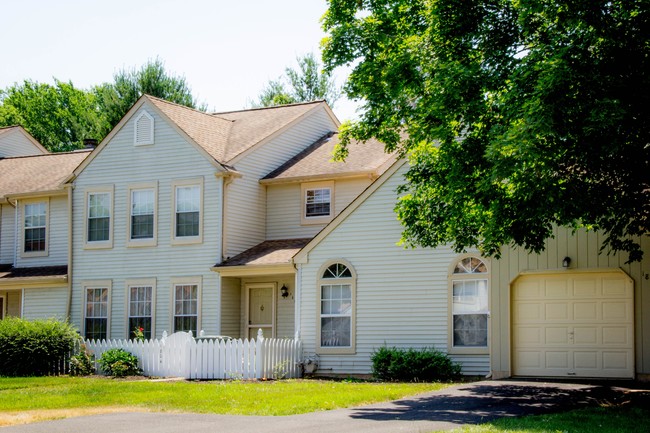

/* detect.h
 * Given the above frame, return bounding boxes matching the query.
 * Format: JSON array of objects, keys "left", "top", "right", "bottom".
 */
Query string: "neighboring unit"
[{"left": 0, "top": 128, "right": 90, "bottom": 321}]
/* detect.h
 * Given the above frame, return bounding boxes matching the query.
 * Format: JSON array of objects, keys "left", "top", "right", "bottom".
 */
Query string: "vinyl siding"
[
  {"left": 22, "top": 287, "right": 67, "bottom": 320},
  {"left": 0, "top": 204, "right": 15, "bottom": 265},
  {"left": 15, "top": 196, "right": 69, "bottom": 267},
  {"left": 2, "top": 290, "right": 22, "bottom": 317},
  {"left": 298, "top": 164, "right": 490, "bottom": 376},
  {"left": 70, "top": 102, "right": 223, "bottom": 339},
  {"left": 224, "top": 107, "right": 336, "bottom": 258},
  {"left": 266, "top": 177, "right": 372, "bottom": 240},
  {"left": 0, "top": 130, "right": 44, "bottom": 157},
  {"left": 489, "top": 229, "right": 650, "bottom": 378},
  {"left": 220, "top": 276, "right": 241, "bottom": 338},
  {"left": 299, "top": 162, "right": 650, "bottom": 378}
]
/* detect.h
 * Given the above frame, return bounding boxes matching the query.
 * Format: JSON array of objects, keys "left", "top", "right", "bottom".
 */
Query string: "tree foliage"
[
  {"left": 254, "top": 53, "right": 340, "bottom": 107},
  {"left": 0, "top": 80, "right": 104, "bottom": 152},
  {"left": 322, "top": 0, "right": 649, "bottom": 262},
  {"left": 0, "top": 58, "right": 203, "bottom": 152},
  {"left": 95, "top": 57, "right": 204, "bottom": 130}
]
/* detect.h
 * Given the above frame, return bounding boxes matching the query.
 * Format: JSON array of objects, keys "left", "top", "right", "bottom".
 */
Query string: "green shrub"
[
  {"left": 97, "top": 349, "right": 141, "bottom": 377},
  {"left": 371, "top": 346, "right": 462, "bottom": 382},
  {"left": 0, "top": 317, "right": 80, "bottom": 376},
  {"left": 69, "top": 344, "right": 95, "bottom": 376}
]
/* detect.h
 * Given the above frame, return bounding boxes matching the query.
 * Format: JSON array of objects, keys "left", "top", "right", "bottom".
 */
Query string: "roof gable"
[
  {"left": 293, "top": 158, "right": 406, "bottom": 263},
  {"left": 0, "top": 126, "right": 48, "bottom": 157}
]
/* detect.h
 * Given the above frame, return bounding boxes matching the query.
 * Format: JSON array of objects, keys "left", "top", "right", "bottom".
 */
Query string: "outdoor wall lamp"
[
  {"left": 280, "top": 284, "right": 289, "bottom": 298},
  {"left": 562, "top": 257, "right": 571, "bottom": 268}
]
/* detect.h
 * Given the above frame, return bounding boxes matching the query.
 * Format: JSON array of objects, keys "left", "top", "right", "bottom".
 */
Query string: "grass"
[
  {"left": 438, "top": 405, "right": 650, "bottom": 433},
  {"left": 0, "top": 376, "right": 452, "bottom": 426}
]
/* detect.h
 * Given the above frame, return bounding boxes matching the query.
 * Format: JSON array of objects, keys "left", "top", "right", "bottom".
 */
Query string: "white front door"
[
  {"left": 247, "top": 284, "right": 275, "bottom": 340},
  {"left": 512, "top": 271, "right": 634, "bottom": 378}
]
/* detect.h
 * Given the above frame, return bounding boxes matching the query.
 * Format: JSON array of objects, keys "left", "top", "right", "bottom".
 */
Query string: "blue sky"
[{"left": 1, "top": 0, "right": 359, "bottom": 120}]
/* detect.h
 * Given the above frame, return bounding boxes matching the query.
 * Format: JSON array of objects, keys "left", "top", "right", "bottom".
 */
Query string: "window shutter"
[{"left": 134, "top": 111, "right": 154, "bottom": 145}]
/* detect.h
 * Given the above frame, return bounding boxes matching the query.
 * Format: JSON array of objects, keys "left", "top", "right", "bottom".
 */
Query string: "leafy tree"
[
  {"left": 0, "top": 80, "right": 105, "bottom": 152},
  {"left": 322, "top": 0, "right": 649, "bottom": 262},
  {"left": 254, "top": 53, "right": 340, "bottom": 107},
  {"left": 95, "top": 57, "right": 205, "bottom": 130}
]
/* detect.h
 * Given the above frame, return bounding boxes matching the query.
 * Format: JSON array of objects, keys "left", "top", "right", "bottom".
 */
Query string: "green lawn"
[
  {"left": 439, "top": 405, "right": 650, "bottom": 433},
  {"left": 0, "top": 376, "right": 449, "bottom": 417}
]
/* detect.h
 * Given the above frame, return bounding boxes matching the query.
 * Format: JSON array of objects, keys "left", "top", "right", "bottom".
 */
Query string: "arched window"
[
  {"left": 451, "top": 257, "right": 489, "bottom": 349},
  {"left": 318, "top": 261, "right": 355, "bottom": 353}
]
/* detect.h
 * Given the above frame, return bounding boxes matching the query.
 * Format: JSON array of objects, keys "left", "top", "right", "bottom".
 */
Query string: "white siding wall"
[
  {"left": 266, "top": 177, "right": 372, "bottom": 240},
  {"left": 0, "top": 204, "right": 15, "bottom": 265},
  {"left": 225, "top": 107, "right": 336, "bottom": 258},
  {"left": 220, "top": 276, "right": 241, "bottom": 337},
  {"left": 22, "top": 287, "right": 68, "bottom": 320},
  {"left": 299, "top": 165, "right": 490, "bottom": 376},
  {"left": 70, "top": 102, "right": 222, "bottom": 339},
  {"left": 15, "top": 196, "right": 69, "bottom": 267},
  {"left": 0, "top": 129, "right": 45, "bottom": 157}
]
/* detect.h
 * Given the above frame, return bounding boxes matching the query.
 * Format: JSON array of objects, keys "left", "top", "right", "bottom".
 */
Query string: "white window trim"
[
  {"left": 81, "top": 279, "right": 112, "bottom": 340},
  {"left": 84, "top": 186, "right": 114, "bottom": 249},
  {"left": 316, "top": 259, "right": 356, "bottom": 355},
  {"left": 134, "top": 110, "right": 154, "bottom": 146},
  {"left": 301, "top": 181, "right": 335, "bottom": 225},
  {"left": 170, "top": 276, "right": 202, "bottom": 335},
  {"left": 126, "top": 182, "right": 158, "bottom": 248},
  {"left": 125, "top": 278, "right": 156, "bottom": 340},
  {"left": 171, "top": 178, "right": 204, "bottom": 245},
  {"left": 448, "top": 255, "right": 490, "bottom": 355},
  {"left": 20, "top": 198, "right": 49, "bottom": 258}
]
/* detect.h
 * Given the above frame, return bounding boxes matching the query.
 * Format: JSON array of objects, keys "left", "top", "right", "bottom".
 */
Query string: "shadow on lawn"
[{"left": 348, "top": 380, "right": 650, "bottom": 425}]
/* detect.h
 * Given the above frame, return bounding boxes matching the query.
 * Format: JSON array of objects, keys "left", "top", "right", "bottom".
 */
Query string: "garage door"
[{"left": 512, "top": 272, "right": 634, "bottom": 378}]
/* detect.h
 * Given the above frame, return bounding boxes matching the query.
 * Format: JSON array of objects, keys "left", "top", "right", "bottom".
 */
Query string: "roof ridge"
[
  {"left": 144, "top": 94, "right": 233, "bottom": 123},
  {"left": 211, "top": 100, "right": 325, "bottom": 115},
  {"left": 0, "top": 149, "right": 92, "bottom": 161}
]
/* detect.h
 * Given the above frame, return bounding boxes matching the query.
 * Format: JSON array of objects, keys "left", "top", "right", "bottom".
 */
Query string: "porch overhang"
[
  {"left": 0, "top": 265, "right": 68, "bottom": 288},
  {"left": 212, "top": 263, "right": 295, "bottom": 277}
]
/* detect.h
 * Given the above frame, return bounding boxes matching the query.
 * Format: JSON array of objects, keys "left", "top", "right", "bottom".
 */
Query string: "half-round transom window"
[
  {"left": 454, "top": 257, "right": 487, "bottom": 274},
  {"left": 322, "top": 263, "right": 352, "bottom": 279}
]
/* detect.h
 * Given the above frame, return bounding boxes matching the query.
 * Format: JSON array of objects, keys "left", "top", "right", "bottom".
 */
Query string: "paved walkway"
[{"left": 3, "top": 380, "right": 647, "bottom": 433}]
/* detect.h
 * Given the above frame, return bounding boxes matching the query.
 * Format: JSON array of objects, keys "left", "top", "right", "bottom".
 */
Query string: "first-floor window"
[
  {"left": 319, "top": 262, "right": 354, "bottom": 348},
  {"left": 174, "top": 284, "right": 198, "bottom": 334},
  {"left": 128, "top": 285, "right": 152, "bottom": 339},
  {"left": 451, "top": 257, "right": 489, "bottom": 348},
  {"left": 85, "top": 287, "right": 108, "bottom": 340}
]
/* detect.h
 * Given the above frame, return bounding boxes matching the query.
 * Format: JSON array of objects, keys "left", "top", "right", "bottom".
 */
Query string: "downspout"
[
  {"left": 13, "top": 199, "right": 18, "bottom": 266},
  {"left": 293, "top": 262, "right": 302, "bottom": 340},
  {"left": 65, "top": 183, "right": 73, "bottom": 320}
]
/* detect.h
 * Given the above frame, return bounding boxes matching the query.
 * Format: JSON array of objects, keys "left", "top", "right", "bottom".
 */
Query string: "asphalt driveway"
[{"left": 3, "top": 380, "right": 648, "bottom": 433}]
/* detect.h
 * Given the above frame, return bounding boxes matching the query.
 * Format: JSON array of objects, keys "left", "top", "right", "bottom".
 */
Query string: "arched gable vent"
[{"left": 134, "top": 111, "right": 154, "bottom": 145}]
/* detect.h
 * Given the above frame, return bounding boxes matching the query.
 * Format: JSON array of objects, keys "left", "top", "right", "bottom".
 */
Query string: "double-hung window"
[
  {"left": 301, "top": 181, "right": 334, "bottom": 225},
  {"left": 85, "top": 284, "right": 109, "bottom": 340},
  {"left": 128, "top": 281, "right": 154, "bottom": 340},
  {"left": 86, "top": 189, "right": 112, "bottom": 246},
  {"left": 173, "top": 281, "right": 199, "bottom": 334},
  {"left": 128, "top": 184, "right": 157, "bottom": 246},
  {"left": 172, "top": 179, "right": 202, "bottom": 243},
  {"left": 318, "top": 261, "right": 355, "bottom": 354},
  {"left": 23, "top": 201, "right": 47, "bottom": 255},
  {"left": 450, "top": 257, "right": 489, "bottom": 350}
]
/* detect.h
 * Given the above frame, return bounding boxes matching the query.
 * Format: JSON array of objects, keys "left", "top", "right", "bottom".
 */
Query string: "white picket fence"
[{"left": 84, "top": 329, "right": 303, "bottom": 379}]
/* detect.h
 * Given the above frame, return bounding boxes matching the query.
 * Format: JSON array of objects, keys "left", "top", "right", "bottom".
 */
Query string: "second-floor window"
[
  {"left": 175, "top": 184, "right": 200, "bottom": 238},
  {"left": 24, "top": 202, "right": 47, "bottom": 253},
  {"left": 306, "top": 188, "right": 331, "bottom": 218},
  {"left": 130, "top": 188, "right": 155, "bottom": 240},
  {"left": 88, "top": 192, "right": 111, "bottom": 243}
]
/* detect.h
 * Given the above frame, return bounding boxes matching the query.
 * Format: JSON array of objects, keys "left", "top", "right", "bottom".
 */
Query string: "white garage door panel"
[{"left": 512, "top": 272, "right": 634, "bottom": 379}]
